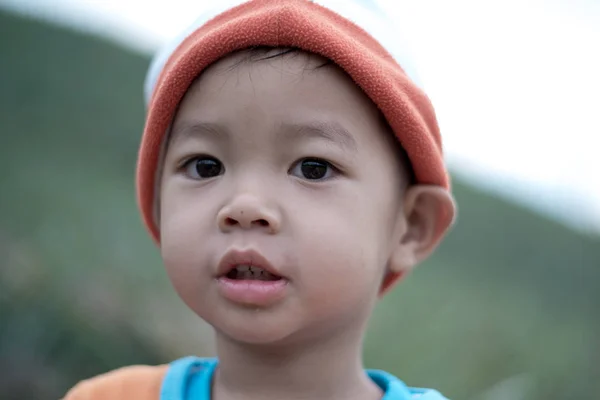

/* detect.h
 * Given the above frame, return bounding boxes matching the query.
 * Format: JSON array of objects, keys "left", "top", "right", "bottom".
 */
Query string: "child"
[{"left": 64, "top": 0, "right": 456, "bottom": 399}]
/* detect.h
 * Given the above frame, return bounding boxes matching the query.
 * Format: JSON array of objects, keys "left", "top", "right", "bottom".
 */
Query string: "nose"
[{"left": 217, "top": 193, "right": 281, "bottom": 234}]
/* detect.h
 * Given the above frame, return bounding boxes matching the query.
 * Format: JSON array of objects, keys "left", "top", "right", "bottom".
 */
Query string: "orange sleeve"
[{"left": 62, "top": 364, "right": 168, "bottom": 400}]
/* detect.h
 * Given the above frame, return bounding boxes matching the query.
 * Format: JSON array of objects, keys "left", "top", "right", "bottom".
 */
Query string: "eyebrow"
[
  {"left": 170, "top": 120, "right": 358, "bottom": 152},
  {"left": 170, "top": 121, "right": 225, "bottom": 144},
  {"left": 279, "top": 120, "right": 358, "bottom": 152}
]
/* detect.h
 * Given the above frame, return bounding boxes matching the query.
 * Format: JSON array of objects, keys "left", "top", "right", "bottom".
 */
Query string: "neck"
[{"left": 212, "top": 327, "right": 381, "bottom": 400}]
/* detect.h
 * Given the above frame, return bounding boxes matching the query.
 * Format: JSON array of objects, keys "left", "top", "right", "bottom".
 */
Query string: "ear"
[{"left": 388, "top": 185, "right": 456, "bottom": 275}]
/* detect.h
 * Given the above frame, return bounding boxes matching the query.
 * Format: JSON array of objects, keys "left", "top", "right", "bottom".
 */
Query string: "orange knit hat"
[{"left": 137, "top": 0, "right": 450, "bottom": 247}]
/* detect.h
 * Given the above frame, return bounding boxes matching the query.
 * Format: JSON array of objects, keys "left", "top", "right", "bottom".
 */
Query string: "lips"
[
  {"left": 216, "top": 249, "right": 288, "bottom": 306},
  {"left": 217, "top": 249, "right": 285, "bottom": 281}
]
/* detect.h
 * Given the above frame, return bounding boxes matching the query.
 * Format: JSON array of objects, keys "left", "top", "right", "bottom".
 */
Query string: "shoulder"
[
  {"left": 367, "top": 369, "right": 449, "bottom": 399},
  {"left": 62, "top": 364, "right": 168, "bottom": 400}
]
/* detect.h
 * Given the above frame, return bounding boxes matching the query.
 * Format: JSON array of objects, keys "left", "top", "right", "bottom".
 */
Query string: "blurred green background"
[{"left": 1, "top": 10, "right": 599, "bottom": 400}]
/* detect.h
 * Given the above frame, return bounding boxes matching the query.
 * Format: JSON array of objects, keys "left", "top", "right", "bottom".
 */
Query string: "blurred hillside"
[{"left": 1, "top": 10, "right": 598, "bottom": 400}]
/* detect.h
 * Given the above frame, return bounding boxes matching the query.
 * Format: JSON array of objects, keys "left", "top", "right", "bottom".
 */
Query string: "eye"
[
  {"left": 290, "top": 158, "right": 335, "bottom": 181},
  {"left": 183, "top": 156, "right": 224, "bottom": 179}
]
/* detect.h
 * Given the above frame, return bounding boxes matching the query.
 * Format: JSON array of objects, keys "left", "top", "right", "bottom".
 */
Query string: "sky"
[{"left": 2, "top": 0, "right": 599, "bottom": 233}]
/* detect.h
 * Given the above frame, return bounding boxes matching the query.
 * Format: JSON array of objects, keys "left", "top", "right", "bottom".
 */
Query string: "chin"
[{"left": 209, "top": 309, "right": 302, "bottom": 346}]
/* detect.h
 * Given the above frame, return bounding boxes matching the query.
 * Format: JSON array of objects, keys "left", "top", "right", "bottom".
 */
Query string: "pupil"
[
  {"left": 301, "top": 160, "right": 327, "bottom": 180},
  {"left": 195, "top": 159, "right": 221, "bottom": 178}
]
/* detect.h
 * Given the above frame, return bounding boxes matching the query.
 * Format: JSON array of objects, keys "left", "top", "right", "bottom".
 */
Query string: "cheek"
[
  {"left": 159, "top": 180, "right": 219, "bottom": 248},
  {"left": 290, "top": 188, "right": 396, "bottom": 311},
  {"left": 159, "top": 188, "right": 216, "bottom": 312},
  {"left": 293, "top": 226, "right": 382, "bottom": 328}
]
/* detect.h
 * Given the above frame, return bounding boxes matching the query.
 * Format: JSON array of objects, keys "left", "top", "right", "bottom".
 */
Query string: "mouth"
[
  {"left": 217, "top": 249, "right": 286, "bottom": 282},
  {"left": 225, "top": 265, "right": 283, "bottom": 281},
  {"left": 216, "top": 249, "right": 288, "bottom": 306}
]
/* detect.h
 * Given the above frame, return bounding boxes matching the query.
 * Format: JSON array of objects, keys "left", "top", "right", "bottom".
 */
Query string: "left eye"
[{"left": 290, "top": 158, "right": 335, "bottom": 180}]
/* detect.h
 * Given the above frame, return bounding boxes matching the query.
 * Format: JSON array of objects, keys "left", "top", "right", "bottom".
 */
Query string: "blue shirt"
[{"left": 160, "top": 357, "right": 448, "bottom": 400}]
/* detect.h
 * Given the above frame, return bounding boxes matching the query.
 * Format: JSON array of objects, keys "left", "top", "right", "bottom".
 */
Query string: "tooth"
[{"left": 237, "top": 265, "right": 250, "bottom": 272}]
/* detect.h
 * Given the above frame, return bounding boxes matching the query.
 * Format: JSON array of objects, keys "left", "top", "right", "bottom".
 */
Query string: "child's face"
[{"left": 158, "top": 50, "right": 412, "bottom": 345}]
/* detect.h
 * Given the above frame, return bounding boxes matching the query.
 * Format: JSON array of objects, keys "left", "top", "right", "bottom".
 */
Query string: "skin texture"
[{"left": 158, "top": 49, "right": 455, "bottom": 400}]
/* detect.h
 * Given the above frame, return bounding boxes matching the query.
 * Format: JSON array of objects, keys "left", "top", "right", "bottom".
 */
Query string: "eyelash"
[
  {"left": 179, "top": 155, "right": 224, "bottom": 179},
  {"left": 178, "top": 155, "right": 340, "bottom": 181},
  {"left": 289, "top": 157, "right": 339, "bottom": 181}
]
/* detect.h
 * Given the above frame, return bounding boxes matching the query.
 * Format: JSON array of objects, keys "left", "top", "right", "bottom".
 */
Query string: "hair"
[{"left": 227, "top": 46, "right": 333, "bottom": 70}]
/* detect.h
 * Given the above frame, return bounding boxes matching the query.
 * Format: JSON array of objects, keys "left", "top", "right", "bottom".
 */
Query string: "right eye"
[{"left": 183, "top": 156, "right": 224, "bottom": 179}]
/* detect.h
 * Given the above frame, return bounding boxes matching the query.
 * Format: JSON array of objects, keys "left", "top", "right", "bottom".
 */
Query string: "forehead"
[{"left": 171, "top": 48, "right": 389, "bottom": 146}]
